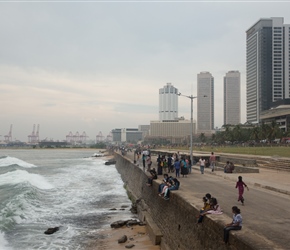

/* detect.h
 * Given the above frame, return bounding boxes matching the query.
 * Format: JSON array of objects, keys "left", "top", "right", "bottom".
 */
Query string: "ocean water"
[{"left": 0, "top": 149, "right": 132, "bottom": 250}]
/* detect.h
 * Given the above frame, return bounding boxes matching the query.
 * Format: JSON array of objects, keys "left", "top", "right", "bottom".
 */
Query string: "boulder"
[
  {"left": 126, "top": 219, "right": 139, "bottom": 227},
  {"left": 111, "top": 220, "right": 127, "bottom": 228},
  {"left": 118, "top": 235, "right": 128, "bottom": 243},
  {"left": 44, "top": 227, "right": 59, "bottom": 235},
  {"left": 125, "top": 244, "right": 135, "bottom": 248}
]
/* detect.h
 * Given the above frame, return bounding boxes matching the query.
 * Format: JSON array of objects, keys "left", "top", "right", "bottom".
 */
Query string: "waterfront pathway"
[{"left": 125, "top": 151, "right": 290, "bottom": 250}]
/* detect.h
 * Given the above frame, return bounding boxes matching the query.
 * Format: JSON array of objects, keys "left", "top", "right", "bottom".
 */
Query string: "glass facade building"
[
  {"left": 224, "top": 71, "right": 241, "bottom": 125},
  {"left": 159, "top": 83, "right": 178, "bottom": 121},
  {"left": 197, "top": 72, "right": 214, "bottom": 133},
  {"left": 246, "top": 17, "right": 290, "bottom": 123}
]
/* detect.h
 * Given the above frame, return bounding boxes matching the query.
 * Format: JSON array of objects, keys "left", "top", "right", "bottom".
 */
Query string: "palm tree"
[
  {"left": 199, "top": 133, "right": 206, "bottom": 143},
  {"left": 267, "top": 121, "right": 281, "bottom": 142},
  {"left": 250, "top": 126, "right": 260, "bottom": 142}
]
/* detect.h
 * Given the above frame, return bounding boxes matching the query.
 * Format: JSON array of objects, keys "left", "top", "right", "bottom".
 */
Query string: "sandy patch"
[{"left": 92, "top": 225, "right": 160, "bottom": 250}]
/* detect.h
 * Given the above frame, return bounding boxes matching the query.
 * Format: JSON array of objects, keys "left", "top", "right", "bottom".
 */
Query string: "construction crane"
[
  {"left": 66, "top": 131, "right": 73, "bottom": 143},
  {"left": 106, "top": 131, "right": 113, "bottom": 142},
  {"left": 96, "top": 131, "right": 104, "bottom": 143},
  {"left": 80, "top": 131, "right": 88, "bottom": 144},
  {"left": 28, "top": 124, "right": 39, "bottom": 143},
  {"left": 4, "top": 124, "right": 12, "bottom": 142}
]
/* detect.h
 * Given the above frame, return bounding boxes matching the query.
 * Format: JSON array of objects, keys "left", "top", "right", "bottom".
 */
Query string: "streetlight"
[{"left": 178, "top": 93, "right": 207, "bottom": 167}]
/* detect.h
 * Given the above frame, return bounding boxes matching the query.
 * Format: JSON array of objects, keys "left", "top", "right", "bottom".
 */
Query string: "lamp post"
[{"left": 178, "top": 93, "right": 207, "bottom": 167}]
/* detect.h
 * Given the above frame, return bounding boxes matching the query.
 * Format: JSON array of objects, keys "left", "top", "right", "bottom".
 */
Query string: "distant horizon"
[{"left": 1, "top": 2, "right": 290, "bottom": 141}]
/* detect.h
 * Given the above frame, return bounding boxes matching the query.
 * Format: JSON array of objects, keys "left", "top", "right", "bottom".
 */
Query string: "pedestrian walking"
[
  {"left": 199, "top": 157, "right": 205, "bottom": 174},
  {"left": 209, "top": 152, "right": 216, "bottom": 172},
  {"left": 236, "top": 176, "right": 249, "bottom": 205},
  {"left": 174, "top": 159, "right": 180, "bottom": 178}
]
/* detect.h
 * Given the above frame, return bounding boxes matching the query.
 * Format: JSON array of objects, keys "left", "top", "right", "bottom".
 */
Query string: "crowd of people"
[{"left": 140, "top": 150, "right": 248, "bottom": 245}]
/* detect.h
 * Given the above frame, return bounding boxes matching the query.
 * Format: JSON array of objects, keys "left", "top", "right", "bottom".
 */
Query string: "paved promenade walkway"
[
  {"left": 129, "top": 151, "right": 290, "bottom": 196},
  {"left": 124, "top": 150, "right": 290, "bottom": 249}
]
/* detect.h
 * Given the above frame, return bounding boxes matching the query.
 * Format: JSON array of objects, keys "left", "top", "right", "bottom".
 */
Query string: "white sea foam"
[
  {"left": 0, "top": 156, "right": 36, "bottom": 168},
  {"left": 0, "top": 232, "right": 12, "bottom": 250},
  {"left": 0, "top": 170, "right": 54, "bottom": 189}
]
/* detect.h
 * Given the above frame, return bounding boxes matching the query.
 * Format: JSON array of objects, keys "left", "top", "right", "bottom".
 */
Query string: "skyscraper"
[
  {"left": 224, "top": 71, "right": 241, "bottom": 125},
  {"left": 197, "top": 72, "right": 214, "bottom": 133},
  {"left": 246, "top": 17, "right": 290, "bottom": 123},
  {"left": 159, "top": 83, "right": 178, "bottom": 121}
]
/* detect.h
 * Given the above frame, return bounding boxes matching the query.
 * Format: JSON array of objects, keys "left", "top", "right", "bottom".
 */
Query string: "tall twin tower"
[{"left": 159, "top": 71, "right": 241, "bottom": 134}]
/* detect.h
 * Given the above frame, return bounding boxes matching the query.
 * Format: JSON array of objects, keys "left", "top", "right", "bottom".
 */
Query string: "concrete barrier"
[{"left": 114, "top": 152, "right": 278, "bottom": 250}]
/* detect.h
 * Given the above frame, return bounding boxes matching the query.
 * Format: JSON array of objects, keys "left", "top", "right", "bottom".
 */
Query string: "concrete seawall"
[{"left": 115, "top": 153, "right": 277, "bottom": 250}]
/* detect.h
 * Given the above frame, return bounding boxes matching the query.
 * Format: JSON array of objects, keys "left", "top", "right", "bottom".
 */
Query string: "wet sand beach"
[{"left": 92, "top": 225, "right": 160, "bottom": 250}]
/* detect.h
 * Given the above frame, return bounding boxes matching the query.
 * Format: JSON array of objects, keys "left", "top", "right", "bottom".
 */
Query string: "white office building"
[
  {"left": 224, "top": 71, "right": 241, "bottom": 125},
  {"left": 197, "top": 72, "right": 214, "bottom": 134},
  {"left": 246, "top": 17, "right": 290, "bottom": 123},
  {"left": 159, "top": 83, "right": 178, "bottom": 121}
]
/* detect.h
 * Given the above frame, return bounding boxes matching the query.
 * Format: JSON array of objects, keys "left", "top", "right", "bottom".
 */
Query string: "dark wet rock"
[
  {"left": 111, "top": 219, "right": 142, "bottom": 228},
  {"left": 139, "top": 222, "right": 146, "bottom": 226},
  {"left": 126, "top": 219, "right": 139, "bottom": 226},
  {"left": 130, "top": 203, "right": 138, "bottom": 214},
  {"left": 44, "top": 227, "right": 59, "bottom": 235},
  {"left": 111, "top": 220, "right": 127, "bottom": 228},
  {"left": 125, "top": 244, "right": 135, "bottom": 248},
  {"left": 109, "top": 208, "right": 117, "bottom": 210},
  {"left": 118, "top": 235, "right": 128, "bottom": 243},
  {"left": 121, "top": 205, "right": 129, "bottom": 208},
  {"left": 119, "top": 208, "right": 125, "bottom": 210}
]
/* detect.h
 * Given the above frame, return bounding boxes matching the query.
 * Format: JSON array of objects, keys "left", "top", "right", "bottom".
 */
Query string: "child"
[
  {"left": 197, "top": 197, "right": 222, "bottom": 223},
  {"left": 224, "top": 206, "right": 242, "bottom": 243},
  {"left": 236, "top": 176, "right": 249, "bottom": 205}
]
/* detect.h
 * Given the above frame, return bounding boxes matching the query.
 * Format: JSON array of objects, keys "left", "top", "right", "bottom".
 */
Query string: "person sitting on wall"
[
  {"left": 158, "top": 174, "right": 169, "bottom": 193},
  {"left": 158, "top": 179, "right": 172, "bottom": 198},
  {"left": 197, "top": 197, "right": 223, "bottom": 223},
  {"left": 223, "top": 206, "right": 242, "bottom": 244},
  {"left": 146, "top": 168, "right": 157, "bottom": 186},
  {"left": 197, "top": 194, "right": 212, "bottom": 223},
  {"left": 163, "top": 177, "right": 180, "bottom": 200}
]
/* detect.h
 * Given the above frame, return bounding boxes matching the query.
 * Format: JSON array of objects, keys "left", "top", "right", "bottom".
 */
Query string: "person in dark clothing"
[
  {"left": 147, "top": 168, "right": 157, "bottom": 186},
  {"left": 158, "top": 174, "right": 169, "bottom": 193},
  {"left": 157, "top": 154, "right": 163, "bottom": 175},
  {"left": 167, "top": 155, "right": 173, "bottom": 173}
]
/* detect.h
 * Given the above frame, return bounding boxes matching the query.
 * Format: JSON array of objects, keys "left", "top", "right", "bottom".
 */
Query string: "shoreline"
[{"left": 92, "top": 224, "right": 160, "bottom": 250}]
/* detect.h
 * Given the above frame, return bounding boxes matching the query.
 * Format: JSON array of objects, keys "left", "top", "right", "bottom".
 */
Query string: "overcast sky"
[{"left": 1, "top": 0, "right": 290, "bottom": 142}]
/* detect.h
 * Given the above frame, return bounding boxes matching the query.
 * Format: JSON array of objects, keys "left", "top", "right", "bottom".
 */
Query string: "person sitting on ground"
[
  {"left": 229, "top": 162, "right": 235, "bottom": 173},
  {"left": 223, "top": 206, "right": 242, "bottom": 244},
  {"left": 224, "top": 161, "right": 231, "bottom": 173},
  {"left": 146, "top": 168, "right": 157, "bottom": 186}
]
